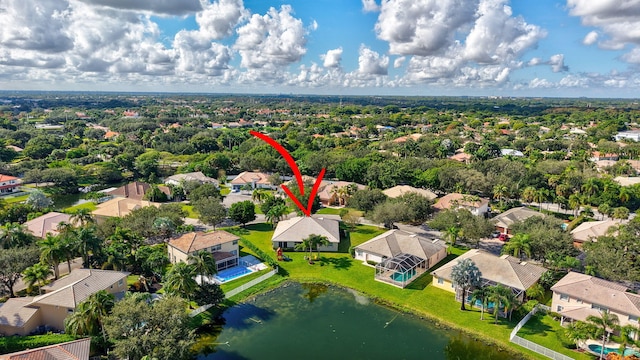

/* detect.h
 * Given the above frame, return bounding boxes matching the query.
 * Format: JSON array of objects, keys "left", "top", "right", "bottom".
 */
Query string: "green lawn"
[
  {"left": 316, "top": 207, "right": 363, "bottom": 217},
  {"left": 220, "top": 186, "right": 231, "bottom": 196},
  {"left": 3, "top": 194, "right": 29, "bottom": 204},
  {"left": 224, "top": 223, "right": 550, "bottom": 359},
  {"left": 182, "top": 204, "right": 198, "bottom": 219},
  {"left": 64, "top": 201, "right": 97, "bottom": 213},
  {"left": 517, "top": 313, "right": 592, "bottom": 360}
]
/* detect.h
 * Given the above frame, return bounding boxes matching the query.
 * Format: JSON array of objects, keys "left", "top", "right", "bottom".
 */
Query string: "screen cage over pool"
[{"left": 375, "top": 253, "right": 427, "bottom": 288}]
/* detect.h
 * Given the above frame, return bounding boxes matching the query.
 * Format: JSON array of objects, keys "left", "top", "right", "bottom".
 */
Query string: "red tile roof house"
[
  {"left": 23, "top": 212, "right": 72, "bottom": 238},
  {"left": 0, "top": 174, "right": 21, "bottom": 195},
  {"left": 0, "top": 269, "right": 128, "bottom": 336},
  {"left": 229, "top": 171, "right": 276, "bottom": 192},
  {"left": 0, "top": 338, "right": 91, "bottom": 360},
  {"left": 107, "top": 181, "right": 172, "bottom": 201}
]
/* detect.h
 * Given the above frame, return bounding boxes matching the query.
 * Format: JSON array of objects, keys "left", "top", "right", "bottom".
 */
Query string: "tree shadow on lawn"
[
  {"left": 515, "top": 314, "right": 553, "bottom": 337},
  {"left": 318, "top": 256, "right": 353, "bottom": 270},
  {"left": 405, "top": 273, "right": 432, "bottom": 291}
]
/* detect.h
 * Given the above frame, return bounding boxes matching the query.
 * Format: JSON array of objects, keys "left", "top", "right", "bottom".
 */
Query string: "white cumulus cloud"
[
  {"left": 321, "top": 47, "right": 343, "bottom": 68},
  {"left": 583, "top": 30, "right": 599, "bottom": 45},
  {"left": 362, "top": 0, "right": 380, "bottom": 12},
  {"left": 357, "top": 45, "right": 389, "bottom": 75}
]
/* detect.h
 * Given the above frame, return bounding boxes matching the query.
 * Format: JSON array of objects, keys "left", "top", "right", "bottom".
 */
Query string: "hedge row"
[{"left": 0, "top": 334, "right": 77, "bottom": 354}]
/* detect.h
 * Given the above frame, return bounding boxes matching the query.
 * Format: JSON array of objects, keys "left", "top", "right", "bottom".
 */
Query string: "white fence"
[
  {"left": 190, "top": 267, "right": 278, "bottom": 317},
  {"left": 224, "top": 267, "right": 278, "bottom": 299},
  {"left": 510, "top": 305, "right": 574, "bottom": 360}
]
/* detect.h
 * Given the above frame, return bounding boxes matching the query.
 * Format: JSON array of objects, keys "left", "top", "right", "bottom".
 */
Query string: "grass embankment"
[
  {"left": 218, "top": 223, "right": 555, "bottom": 360},
  {"left": 0, "top": 334, "right": 77, "bottom": 354}
]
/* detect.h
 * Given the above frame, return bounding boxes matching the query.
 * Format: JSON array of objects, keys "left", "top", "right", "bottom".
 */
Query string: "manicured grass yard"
[
  {"left": 3, "top": 194, "right": 29, "bottom": 204},
  {"left": 518, "top": 314, "right": 592, "bottom": 360},
  {"left": 182, "top": 204, "right": 198, "bottom": 219},
  {"left": 224, "top": 223, "right": 550, "bottom": 360},
  {"left": 316, "top": 207, "right": 363, "bottom": 217},
  {"left": 64, "top": 201, "right": 97, "bottom": 213}
]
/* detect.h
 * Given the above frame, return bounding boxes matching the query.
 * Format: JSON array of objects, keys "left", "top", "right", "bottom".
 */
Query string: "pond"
[{"left": 196, "top": 283, "right": 520, "bottom": 360}]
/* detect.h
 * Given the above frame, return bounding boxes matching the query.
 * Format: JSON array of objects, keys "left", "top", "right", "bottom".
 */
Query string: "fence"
[
  {"left": 509, "top": 305, "right": 574, "bottom": 360},
  {"left": 190, "top": 267, "right": 278, "bottom": 317}
]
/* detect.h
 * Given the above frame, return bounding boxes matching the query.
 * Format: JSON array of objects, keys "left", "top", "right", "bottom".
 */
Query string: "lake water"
[{"left": 196, "top": 283, "right": 519, "bottom": 360}]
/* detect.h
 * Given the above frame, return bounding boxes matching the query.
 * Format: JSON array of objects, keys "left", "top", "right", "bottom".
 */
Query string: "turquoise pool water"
[
  {"left": 588, "top": 344, "right": 640, "bottom": 356},
  {"left": 391, "top": 269, "right": 416, "bottom": 282},
  {"left": 214, "top": 267, "right": 253, "bottom": 283}
]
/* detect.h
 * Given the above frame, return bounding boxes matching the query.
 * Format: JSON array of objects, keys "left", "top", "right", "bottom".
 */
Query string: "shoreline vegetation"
[{"left": 195, "top": 223, "right": 552, "bottom": 360}]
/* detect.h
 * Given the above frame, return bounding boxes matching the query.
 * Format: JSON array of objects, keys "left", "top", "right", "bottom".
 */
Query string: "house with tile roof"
[
  {"left": 230, "top": 171, "right": 275, "bottom": 192},
  {"left": 570, "top": 219, "right": 621, "bottom": 248},
  {"left": 92, "top": 198, "right": 161, "bottom": 220},
  {"left": 433, "top": 193, "right": 489, "bottom": 216},
  {"left": 492, "top": 207, "right": 545, "bottom": 236},
  {"left": 23, "top": 212, "right": 72, "bottom": 238},
  {"left": 431, "top": 249, "right": 546, "bottom": 302},
  {"left": 0, "top": 174, "right": 20, "bottom": 195},
  {"left": 0, "top": 269, "right": 128, "bottom": 336},
  {"left": 355, "top": 229, "right": 447, "bottom": 268},
  {"left": 168, "top": 231, "right": 240, "bottom": 271},
  {"left": 382, "top": 185, "right": 437, "bottom": 201},
  {"left": 107, "top": 181, "right": 171, "bottom": 201},
  {"left": 0, "top": 338, "right": 91, "bottom": 360},
  {"left": 551, "top": 272, "right": 640, "bottom": 328},
  {"left": 164, "top": 171, "right": 218, "bottom": 187},
  {"left": 317, "top": 181, "right": 366, "bottom": 206},
  {"left": 272, "top": 216, "right": 341, "bottom": 252}
]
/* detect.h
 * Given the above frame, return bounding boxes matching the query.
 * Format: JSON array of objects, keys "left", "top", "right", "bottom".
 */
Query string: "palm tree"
[
  {"left": 252, "top": 189, "right": 268, "bottom": 203},
  {"left": 532, "top": 188, "right": 548, "bottom": 211},
  {"left": 619, "top": 187, "right": 632, "bottom": 203},
  {"left": 563, "top": 321, "right": 593, "bottom": 349},
  {"left": 307, "top": 234, "right": 330, "bottom": 260},
  {"left": 581, "top": 178, "right": 600, "bottom": 202},
  {"left": 22, "top": 262, "right": 52, "bottom": 295},
  {"left": 568, "top": 194, "right": 582, "bottom": 217},
  {"left": 39, "top": 234, "right": 63, "bottom": 280},
  {"left": 65, "top": 290, "right": 115, "bottom": 346},
  {"left": 500, "top": 233, "right": 531, "bottom": 259},
  {"left": 521, "top": 186, "right": 537, "bottom": 204},
  {"left": 471, "top": 286, "right": 490, "bottom": 320},
  {"left": 612, "top": 206, "right": 630, "bottom": 220},
  {"left": 73, "top": 226, "right": 102, "bottom": 268},
  {"left": 163, "top": 262, "right": 198, "bottom": 300},
  {"left": 492, "top": 184, "right": 508, "bottom": 207},
  {"left": 586, "top": 311, "right": 620, "bottom": 360},
  {"left": 0, "top": 222, "right": 34, "bottom": 249},
  {"left": 598, "top": 203, "right": 611, "bottom": 220},
  {"left": 70, "top": 208, "right": 94, "bottom": 227},
  {"left": 188, "top": 250, "right": 217, "bottom": 285},
  {"left": 525, "top": 283, "right": 545, "bottom": 302},
  {"left": 444, "top": 226, "right": 461, "bottom": 250},
  {"left": 488, "top": 284, "right": 517, "bottom": 323},
  {"left": 266, "top": 204, "right": 289, "bottom": 227},
  {"left": 450, "top": 259, "right": 482, "bottom": 311},
  {"left": 294, "top": 237, "right": 313, "bottom": 261}
]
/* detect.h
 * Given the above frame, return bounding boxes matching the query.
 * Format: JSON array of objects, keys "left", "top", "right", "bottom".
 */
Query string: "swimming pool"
[
  {"left": 588, "top": 344, "right": 640, "bottom": 357},
  {"left": 214, "top": 267, "right": 254, "bottom": 283},
  {"left": 391, "top": 269, "right": 416, "bottom": 282}
]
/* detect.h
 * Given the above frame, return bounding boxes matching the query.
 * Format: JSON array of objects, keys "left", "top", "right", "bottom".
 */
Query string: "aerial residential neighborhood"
[{"left": 1, "top": 94, "right": 640, "bottom": 359}]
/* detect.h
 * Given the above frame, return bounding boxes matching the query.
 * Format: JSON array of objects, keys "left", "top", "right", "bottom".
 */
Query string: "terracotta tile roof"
[
  {"left": 24, "top": 212, "right": 72, "bottom": 238},
  {"left": 431, "top": 249, "right": 546, "bottom": 291},
  {"left": 272, "top": 216, "right": 340, "bottom": 244},
  {"left": 0, "top": 174, "right": 19, "bottom": 182},
  {"left": 230, "top": 171, "right": 272, "bottom": 185},
  {"left": 356, "top": 229, "right": 447, "bottom": 262},
  {"left": 92, "top": 198, "right": 160, "bottom": 218},
  {"left": 0, "top": 338, "right": 91, "bottom": 360},
  {"left": 317, "top": 181, "right": 366, "bottom": 202},
  {"left": 551, "top": 272, "right": 640, "bottom": 317},
  {"left": 107, "top": 181, "right": 150, "bottom": 201},
  {"left": 168, "top": 231, "right": 239, "bottom": 254}
]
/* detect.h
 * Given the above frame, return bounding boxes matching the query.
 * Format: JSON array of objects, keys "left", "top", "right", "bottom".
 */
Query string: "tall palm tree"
[
  {"left": 450, "top": 259, "right": 482, "bottom": 311},
  {"left": 22, "top": 262, "right": 52, "bottom": 295},
  {"left": 39, "top": 234, "right": 63, "bottom": 280},
  {"left": 70, "top": 208, "right": 94, "bottom": 227},
  {"left": 487, "top": 284, "right": 518, "bottom": 323},
  {"left": 520, "top": 186, "right": 537, "bottom": 204},
  {"left": 492, "top": 184, "right": 508, "bottom": 207},
  {"left": 266, "top": 204, "right": 289, "bottom": 227},
  {"left": 308, "top": 234, "right": 330, "bottom": 260},
  {"left": 294, "top": 237, "right": 313, "bottom": 261},
  {"left": 73, "top": 226, "right": 102, "bottom": 268},
  {"left": 532, "top": 188, "right": 548, "bottom": 211},
  {"left": 581, "top": 178, "right": 600, "bottom": 201},
  {"left": 251, "top": 189, "right": 268, "bottom": 203},
  {"left": 444, "top": 226, "right": 461, "bottom": 250},
  {"left": 586, "top": 311, "right": 620, "bottom": 360},
  {"left": 618, "top": 187, "right": 632, "bottom": 204},
  {"left": 188, "top": 250, "right": 217, "bottom": 285},
  {"left": 500, "top": 233, "right": 531, "bottom": 259},
  {"left": 65, "top": 290, "right": 115, "bottom": 346},
  {"left": 163, "top": 262, "right": 198, "bottom": 300},
  {"left": 470, "top": 286, "right": 490, "bottom": 320}
]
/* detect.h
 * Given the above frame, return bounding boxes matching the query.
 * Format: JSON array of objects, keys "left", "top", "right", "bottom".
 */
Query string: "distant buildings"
[
  {"left": 614, "top": 130, "right": 640, "bottom": 142},
  {"left": 0, "top": 174, "right": 21, "bottom": 195},
  {"left": 230, "top": 171, "right": 275, "bottom": 192},
  {"left": 433, "top": 193, "right": 489, "bottom": 216},
  {"left": 492, "top": 207, "right": 545, "bottom": 236}
]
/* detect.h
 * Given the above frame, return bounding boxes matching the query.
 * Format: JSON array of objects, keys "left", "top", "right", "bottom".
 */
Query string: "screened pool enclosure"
[{"left": 375, "top": 253, "right": 427, "bottom": 288}]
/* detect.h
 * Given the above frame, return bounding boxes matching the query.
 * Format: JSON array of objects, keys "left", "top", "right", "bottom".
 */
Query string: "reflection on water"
[{"left": 197, "top": 283, "right": 520, "bottom": 360}]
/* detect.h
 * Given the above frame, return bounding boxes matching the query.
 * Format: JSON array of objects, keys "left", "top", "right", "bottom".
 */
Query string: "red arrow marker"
[{"left": 250, "top": 130, "right": 325, "bottom": 217}]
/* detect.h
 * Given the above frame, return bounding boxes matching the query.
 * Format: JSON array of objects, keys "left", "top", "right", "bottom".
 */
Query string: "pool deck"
[{"left": 198, "top": 255, "right": 267, "bottom": 285}]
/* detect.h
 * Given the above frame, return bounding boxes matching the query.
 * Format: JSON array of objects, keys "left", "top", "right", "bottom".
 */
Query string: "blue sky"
[{"left": 0, "top": 0, "right": 639, "bottom": 97}]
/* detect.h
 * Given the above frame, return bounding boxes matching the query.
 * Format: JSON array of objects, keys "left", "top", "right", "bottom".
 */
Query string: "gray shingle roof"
[
  {"left": 272, "top": 216, "right": 340, "bottom": 243},
  {"left": 355, "top": 229, "right": 447, "bottom": 261}
]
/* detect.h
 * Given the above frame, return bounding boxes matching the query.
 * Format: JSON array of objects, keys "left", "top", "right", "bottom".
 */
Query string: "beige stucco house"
[
  {"left": 382, "top": 185, "right": 437, "bottom": 201},
  {"left": 0, "top": 269, "right": 128, "bottom": 336},
  {"left": 431, "top": 249, "right": 546, "bottom": 302},
  {"left": 355, "top": 229, "right": 447, "bottom": 267},
  {"left": 551, "top": 272, "right": 640, "bottom": 328},
  {"left": 569, "top": 219, "right": 621, "bottom": 248},
  {"left": 230, "top": 171, "right": 275, "bottom": 192},
  {"left": 92, "top": 197, "right": 161, "bottom": 221},
  {"left": 492, "top": 207, "right": 545, "bottom": 236},
  {"left": 272, "top": 216, "right": 340, "bottom": 252},
  {"left": 167, "top": 231, "right": 240, "bottom": 271}
]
